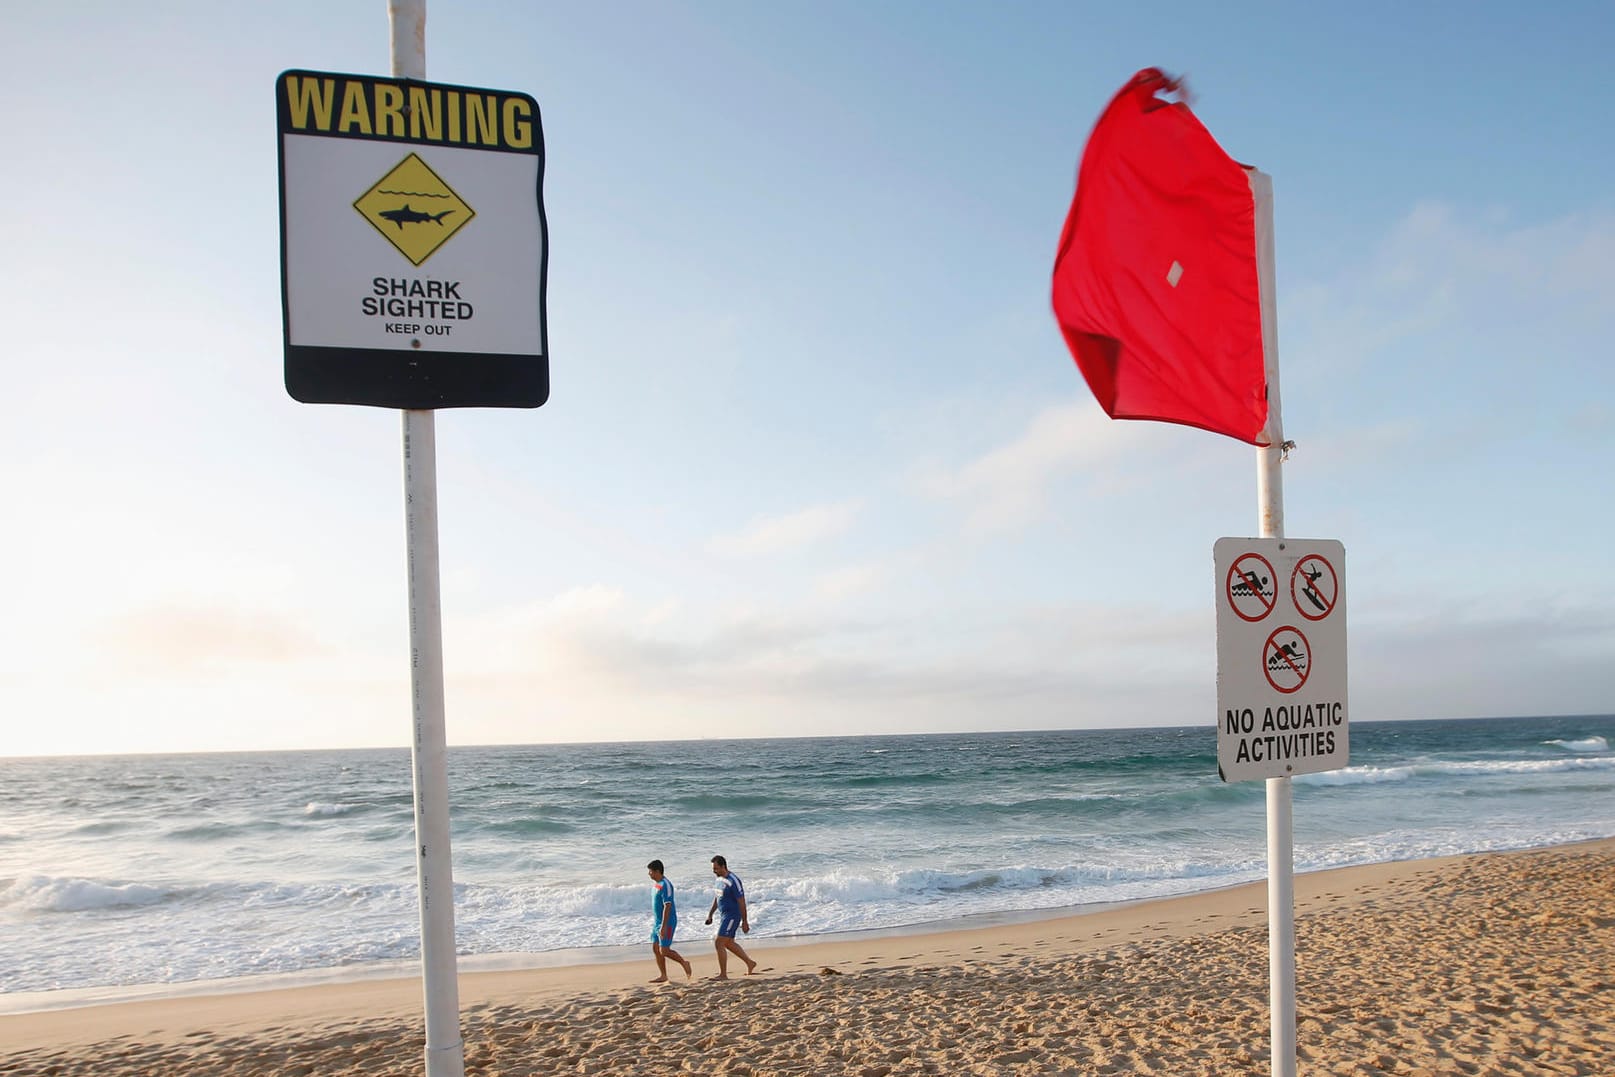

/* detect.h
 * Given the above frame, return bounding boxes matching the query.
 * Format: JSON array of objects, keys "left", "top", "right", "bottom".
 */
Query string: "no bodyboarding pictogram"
[{"left": 1263, "top": 625, "right": 1310, "bottom": 694}]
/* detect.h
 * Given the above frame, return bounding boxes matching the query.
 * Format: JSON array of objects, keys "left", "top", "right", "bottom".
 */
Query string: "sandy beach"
[{"left": 4, "top": 839, "right": 1612, "bottom": 1076}]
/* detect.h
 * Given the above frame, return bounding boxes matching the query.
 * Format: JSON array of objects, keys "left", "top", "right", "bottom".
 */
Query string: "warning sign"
[
  {"left": 354, "top": 153, "right": 475, "bottom": 266},
  {"left": 276, "top": 69, "right": 548, "bottom": 410},
  {"left": 1214, "top": 537, "right": 1348, "bottom": 782}
]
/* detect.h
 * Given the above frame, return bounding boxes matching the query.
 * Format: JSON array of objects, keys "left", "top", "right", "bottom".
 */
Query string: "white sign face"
[
  {"left": 277, "top": 70, "right": 548, "bottom": 409},
  {"left": 1214, "top": 537, "right": 1349, "bottom": 782},
  {"left": 283, "top": 138, "right": 542, "bottom": 354}
]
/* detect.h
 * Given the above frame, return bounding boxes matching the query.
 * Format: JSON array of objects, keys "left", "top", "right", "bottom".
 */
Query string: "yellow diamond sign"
[{"left": 354, "top": 153, "right": 475, "bottom": 266}]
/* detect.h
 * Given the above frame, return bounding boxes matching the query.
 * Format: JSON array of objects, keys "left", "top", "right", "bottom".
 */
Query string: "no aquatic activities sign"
[
  {"left": 277, "top": 70, "right": 548, "bottom": 408},
  {"left": 1214, "top": 537, "right": 1349, "bottom": 782}
]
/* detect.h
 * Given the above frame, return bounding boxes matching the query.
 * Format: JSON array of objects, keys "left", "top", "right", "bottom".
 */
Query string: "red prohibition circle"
[
  {"left": 1263, "top": 625, "right": 1310, "bottom": 694},
  {"left": 1290, "top": 556, "right": 1338, "bottom": 622},
  {"left": 1225, "top": 553, "right": 1277, "bottom": 623}
]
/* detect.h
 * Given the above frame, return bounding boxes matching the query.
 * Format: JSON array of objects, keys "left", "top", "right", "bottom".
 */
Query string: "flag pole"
[
  {"left": 390, "top": 2, "right": 465, "bottom": 1076},
  {"left": 1250, "top": 168, "right": 1296, "bottom": 1077}
]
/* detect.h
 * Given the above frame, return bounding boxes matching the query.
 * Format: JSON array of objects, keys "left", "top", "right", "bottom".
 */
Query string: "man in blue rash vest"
[
  {"left": 646, "top": 859, "right": 693, "bottom": 983},
  {"left": 704, "top": 854, "right": 758, "bottom": 979}
]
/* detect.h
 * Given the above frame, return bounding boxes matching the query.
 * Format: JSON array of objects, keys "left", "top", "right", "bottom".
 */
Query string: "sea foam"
[
  {"left": 1546, "top": 736, "right": 1609, "bottom": 753},
  {"left": 2, "top": 875, "right": 171, "bottom": 914}
]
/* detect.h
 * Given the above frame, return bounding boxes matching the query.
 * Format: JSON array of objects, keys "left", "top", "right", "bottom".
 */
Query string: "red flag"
[{"left": 1051, "top": 68, "right": 1269, "bottom": 445}]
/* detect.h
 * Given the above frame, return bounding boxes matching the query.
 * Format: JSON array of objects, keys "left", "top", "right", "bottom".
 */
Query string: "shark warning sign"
[{"left": 276, "top": 70, "right": 548, "bottom": 409}]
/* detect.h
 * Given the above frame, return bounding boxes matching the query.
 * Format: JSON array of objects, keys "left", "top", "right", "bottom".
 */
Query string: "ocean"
[{"left": 3, "top": 715, "right": 1613, "bottom": 1010}]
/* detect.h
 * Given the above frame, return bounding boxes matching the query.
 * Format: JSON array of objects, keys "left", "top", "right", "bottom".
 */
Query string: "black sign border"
[{"left": 277, "top": 69, "right": 549, "bottom": 410}]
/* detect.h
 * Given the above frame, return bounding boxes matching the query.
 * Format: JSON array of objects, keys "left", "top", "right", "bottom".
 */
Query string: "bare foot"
[
  {"left": 648, "top": 975, "right": 668, "bottom": 983},
  {"left": 745, "top": 960, "right": 758, "bottom": 975},
  {"left": 681, "top": 960, "right": 693, "bottom": 981},
  {"left": 712, "top": 974, "right": 730, "bottom": 981}
]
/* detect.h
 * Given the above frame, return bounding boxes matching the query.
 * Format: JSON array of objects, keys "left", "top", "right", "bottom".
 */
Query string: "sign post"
[
  {"left": 1251, "top": 168, "right": 1298, "bottom": 1077},
  {"left": 1050, "top": 76, "right": 1345, "bottom": 1077},
  {"left": 275, "top": 4, "right": 547, "bottom": 1075},
  {"left": 1219, "top": 170, "right": 1350, "bottom": 1077}
]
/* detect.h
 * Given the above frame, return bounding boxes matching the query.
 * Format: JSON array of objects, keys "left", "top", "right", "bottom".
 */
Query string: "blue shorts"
[
  {"left": 652, "top": 920, "right": 676, "bottom": 947},
  {"left": 716, "top": 912, "right": 741, "bottom": 938}
]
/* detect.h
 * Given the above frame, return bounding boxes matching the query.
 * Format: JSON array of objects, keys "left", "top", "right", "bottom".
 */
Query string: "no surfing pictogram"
[
  {"left": 1290, "top": 555, "right": 1338, "bottom": 622},
  {"left": 1225, "top": 552, "right": 1277, "bottom": 623},
  {"left": 1263, "top": 625, "right": 1310, "bottom": 693}
]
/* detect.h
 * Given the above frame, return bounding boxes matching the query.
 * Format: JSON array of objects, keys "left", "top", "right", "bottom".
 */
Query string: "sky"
[{"left": 2, "top": 2, "right": 1612, "bottom": 756}]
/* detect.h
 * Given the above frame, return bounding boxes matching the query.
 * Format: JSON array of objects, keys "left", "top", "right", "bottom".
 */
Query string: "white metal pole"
[
  {"left": 1250, "top": 168, "right": 1296, "bottom": 1077},
  {"left": 391, "top": 3, "right": 465, "bottom": 1076}
]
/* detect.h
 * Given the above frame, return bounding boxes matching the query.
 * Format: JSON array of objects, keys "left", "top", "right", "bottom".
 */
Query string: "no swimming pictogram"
[
  {"left": 1263, "top": 625, "right": 1310, "bottom": 694},
  {"left": 1225, "top": 552, "right": 1277, "bottom": 623},
  {"left": 1290, "top": 555, "right": 1339, "bottom": 622}
]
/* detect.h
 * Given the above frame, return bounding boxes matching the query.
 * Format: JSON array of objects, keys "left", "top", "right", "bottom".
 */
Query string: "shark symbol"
[{"left": 377, "top": 204, "right": 456, "bottom": 229}]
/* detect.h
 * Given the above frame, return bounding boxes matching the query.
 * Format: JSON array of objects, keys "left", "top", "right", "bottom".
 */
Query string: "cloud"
[
  {"left": 1285, "top": 203, "right": 1615, "bottom": 379},
  {"left": 1379, "top": 203, "right": 1615, "bottom": 309},
  {"left": 545, "top": 584, "right": 629, "bottom": 620},
  {"left": 434, "top": 565, "right": 1615, "bottom": 748},
  {"left": 917, "top": 400, "right": 1139, "bottom": 533},
  {"left": 1351, "top": 599, "right": 1615, "bottom": 721},
  {"left": 1288, "top": 418, "right": 1420, "bottom": 474},
  {"left": 812, "top": 563, "right": 885, "bottom": 603},
  {"left": 95, "top": 603, "right": 323, "bottom": 672},
  {"left": 706, "top": 500, "right": 862, "bottom": 557},
  {"left": 436, "top": 583, "right": 1217, "bottom": 745},
  {"left": 0, "top": 602, "right": 407, "bottom": 755}
]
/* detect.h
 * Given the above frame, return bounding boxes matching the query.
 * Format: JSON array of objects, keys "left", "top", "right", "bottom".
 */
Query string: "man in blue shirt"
[
  {"left": 704, "top": 854, "right": 758, "bottom": 978},
  {"left": 646, "top": 859, "right": 692, "bottom": 982}
]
